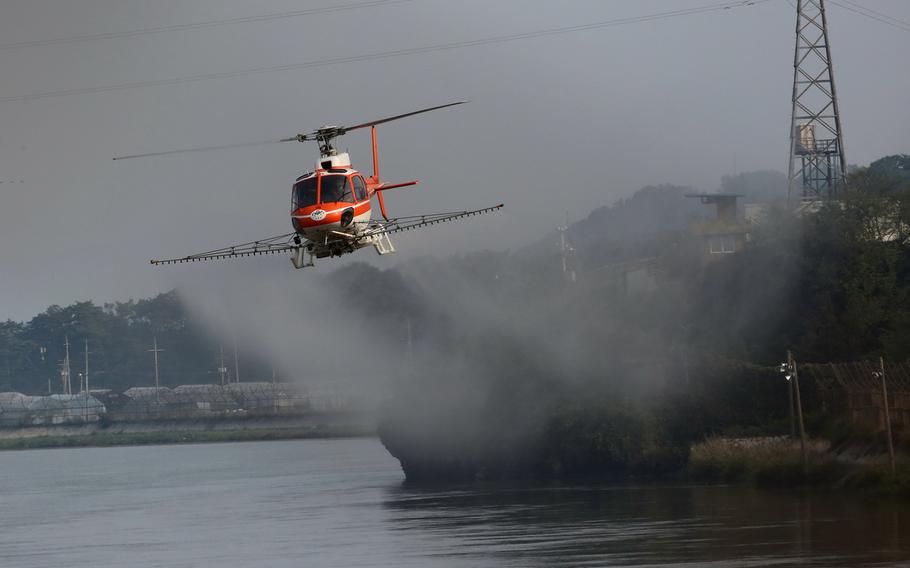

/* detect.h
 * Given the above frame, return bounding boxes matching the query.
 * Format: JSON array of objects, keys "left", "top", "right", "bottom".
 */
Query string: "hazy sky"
[{"left": 1, "top": 0, "right": 908, "bottom": 321}]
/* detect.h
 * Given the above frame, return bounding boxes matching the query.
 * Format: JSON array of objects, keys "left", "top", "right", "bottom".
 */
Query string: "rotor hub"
[{"left": 314, "top": 126, "right": 342, "bottom": 156}]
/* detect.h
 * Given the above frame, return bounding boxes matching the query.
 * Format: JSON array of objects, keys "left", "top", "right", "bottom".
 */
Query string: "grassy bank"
[
  {"left": 0, "top": 424, "right": 373, "bottom": 451},
  {"left": 689, "top": 437, "right": 910, "bottom": 495}
]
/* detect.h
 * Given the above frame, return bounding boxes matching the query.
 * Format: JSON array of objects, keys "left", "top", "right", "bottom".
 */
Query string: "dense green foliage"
[
  {"left": 0, "top": 292, "right": 272, "bottom": 393},
  {"left": 688, "top": 169, "right": 910, "bottom": 363}
]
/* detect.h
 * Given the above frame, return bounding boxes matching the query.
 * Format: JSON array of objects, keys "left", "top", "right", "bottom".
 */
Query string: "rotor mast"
[{"left": 306, "top": 127, "right": 343, "bottom": 157}]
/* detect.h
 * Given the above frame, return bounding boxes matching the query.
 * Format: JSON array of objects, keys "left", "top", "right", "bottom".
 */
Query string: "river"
[{"left": 0, "top": 438, "right": 907, "bottom": 567}]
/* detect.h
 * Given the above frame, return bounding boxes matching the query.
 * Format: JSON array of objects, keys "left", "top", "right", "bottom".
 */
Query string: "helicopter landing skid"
[
  {"left": 290, "top": 246, "right": 315, "bottom": 269},
  {"left": 371, "top": 233, "right": 396, "bottom": 255}
]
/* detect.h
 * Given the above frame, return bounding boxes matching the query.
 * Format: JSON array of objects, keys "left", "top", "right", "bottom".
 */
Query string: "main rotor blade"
[
  {"left": 113, "top": 137, "right": 301, "bottom": 160},
  {"left": 340, "top": 101, "right": 467, "bottom": 134},
  {"left": 114, "top": 101, "right": 465, "bottom": 160}
]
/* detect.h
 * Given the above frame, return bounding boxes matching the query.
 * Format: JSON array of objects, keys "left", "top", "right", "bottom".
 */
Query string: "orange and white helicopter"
[{"left": 114, "top": 102, "right": 502, "bottom": 268}]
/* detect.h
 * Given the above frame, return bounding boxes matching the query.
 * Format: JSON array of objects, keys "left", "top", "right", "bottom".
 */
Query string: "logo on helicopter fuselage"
[{"left": 310, "top": 209, "right": 327, "bottom": 221}]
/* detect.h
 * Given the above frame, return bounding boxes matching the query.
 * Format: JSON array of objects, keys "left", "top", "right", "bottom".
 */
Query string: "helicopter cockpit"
[
  {"left": 318, "top": 174, "right": 354, "bottom": 203},
  {"left": 292, "top": 175, "right": 318, "bottom": 208},
  {"left": 292, "top": 172, "right": 368, "bottom": 209}
]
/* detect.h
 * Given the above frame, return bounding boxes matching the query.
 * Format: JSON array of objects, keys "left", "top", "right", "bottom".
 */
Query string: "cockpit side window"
[
  {"left": 319, "top": 175, "right": 353, "bottom": 204},
  {"left": 292, "top": 177, "right": 318, "bottom": 209},
  {"left": 352, "top": 176, "right": 367, "bottom": 201}
]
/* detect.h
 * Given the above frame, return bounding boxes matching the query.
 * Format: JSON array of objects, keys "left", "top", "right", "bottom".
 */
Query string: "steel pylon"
[{"left": 787, "top": 0, "right": 847, "bottom": 201}]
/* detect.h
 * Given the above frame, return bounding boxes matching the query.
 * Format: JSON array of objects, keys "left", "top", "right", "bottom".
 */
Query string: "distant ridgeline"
[{"left": 5, "top": 159, "right": 910, "bottom": 480}]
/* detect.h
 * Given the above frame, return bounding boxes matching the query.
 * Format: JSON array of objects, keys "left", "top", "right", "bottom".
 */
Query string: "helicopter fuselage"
[{"left": 290, "top": 154, "right": 376, "bottom": 247}]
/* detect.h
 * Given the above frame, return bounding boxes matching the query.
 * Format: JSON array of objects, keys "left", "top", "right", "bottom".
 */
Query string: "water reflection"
[
  {"left": 383, "top": 482, "right": 910, "bottom": 567},
  {"left": 1, "top": 440, "right": 907, "bottom": 567}
]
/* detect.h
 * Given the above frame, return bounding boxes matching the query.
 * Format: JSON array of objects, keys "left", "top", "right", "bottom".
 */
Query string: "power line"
[
  {"left": 0, "top": 0, "right": 772, "bottom": 103},
  {"left": 827, "top": 0, "right": 910, "bottom": 33},
  {"left": 0, "top": 0, "right": 413, "bottom": 52},
  {"left": 782, "top": 0, "right": 909, "bottom": 32},
  {"left": 837, "top": 0, "right": 910, "bottom": 28}
]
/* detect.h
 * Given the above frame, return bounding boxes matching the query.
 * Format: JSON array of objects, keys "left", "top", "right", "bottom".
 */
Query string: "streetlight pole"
[
  {"left": 39, "top": 346, "right": 49, "bottom": 394},
  {"left": 789, "top": 351, "right": 809, "bottom": 477},
  {"left": 788, "top": 372, "right": 796, "bottom": 438},
  {"left": 781, "top": 352, "right": 809, "bottom": 477},
  {"left": 878, "top": 357, "right": 896, "bottom": 475}
]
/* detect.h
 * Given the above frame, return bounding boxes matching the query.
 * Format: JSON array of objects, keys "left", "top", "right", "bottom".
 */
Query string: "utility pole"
[
  {"left": 219, "top": 346, "right": 227, "bottom": 386},
  {"left": 148, "top": 337, "right": 164, "bottom": 403},
  {"left": 787, "top": 0, "right": 847, "bottom": 201},
  {"left": 681, "top": 344, "right": 690, "bottom": 389},
  {"left": 878, "top": 357, "right": 896, "bottom": 476},
  {"left": 63, "top": 335, "right": 72, "bottom": 395},
  {"left": 83, "top": 338, "right": 90, "bottom": 393},
  {"left": 557, "top": 213, "right": 577, "bottom": 284},
  {"left": 678, "top": 323, "right": 691, "bottom": 390},
  {"left": 233, "top": 336, "right": 241, "bottom": 384},
  {"left": 406, "top": 318, "right": 413, "bottom": 378}
]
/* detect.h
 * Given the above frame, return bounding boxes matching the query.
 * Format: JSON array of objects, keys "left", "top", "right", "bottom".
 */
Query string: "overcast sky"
[{"left": 1, "top": 0, "right": 908, "bottom": 321}]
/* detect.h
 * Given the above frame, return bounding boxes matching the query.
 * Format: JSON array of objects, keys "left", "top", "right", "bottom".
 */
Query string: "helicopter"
[{"left": 114, "top": 101, "right": 503, "bottom": 268}]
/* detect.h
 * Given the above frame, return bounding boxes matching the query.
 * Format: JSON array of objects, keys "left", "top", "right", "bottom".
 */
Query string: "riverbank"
[
  {"left": 0, "top": 413, "right": 376, "bottom": 450},
  {"left": 0, "top": 425, "right": 373, "bottom": 450},
  {"left": 688, "top": 437, "right": 910, "bottom": 495}
]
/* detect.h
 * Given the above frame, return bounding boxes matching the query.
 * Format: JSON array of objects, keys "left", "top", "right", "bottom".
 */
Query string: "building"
[
  {"left": 0, "top": 392, "right": 36, "bottom": 427},
  {"left": 685, "top": 193, "right": 752, "bottom": 258},
  {"left": 26, "top": 394, "right": 106, "bottom": 425},
  {"left": 172, "top": 384, "right": 238, "bottom": 412},
  {"left": 225, "top": 382, "right": 299, "bottom": 413},
  {"left": 122, "top": 386, "right": 177, "bottom": 419}
]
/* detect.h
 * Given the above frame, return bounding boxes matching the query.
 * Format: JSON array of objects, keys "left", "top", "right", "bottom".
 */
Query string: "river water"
[{"left": 1, "top": 438, "right": 907, "bottom": 567}]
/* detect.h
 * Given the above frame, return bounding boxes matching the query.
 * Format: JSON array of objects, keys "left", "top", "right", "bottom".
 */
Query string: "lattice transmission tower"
[{"left": 787, "top": 0, "right": 847, "bottom": 200}]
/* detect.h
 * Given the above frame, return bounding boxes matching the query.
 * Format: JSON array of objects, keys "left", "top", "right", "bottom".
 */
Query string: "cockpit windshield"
[
  {"left": 319, "top": 175, "right": 354, "bottom": 204},
  {"left": 292, "top": 177, "right": 318, "bottom": 209}
]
